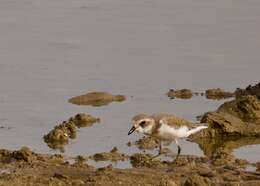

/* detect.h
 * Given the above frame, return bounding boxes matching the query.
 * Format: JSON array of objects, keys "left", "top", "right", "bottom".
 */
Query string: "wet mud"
[
  {"left": 0, "top": 147, "right": 260, "bottom": 186},
  {"left": 68, "top": 91, "right": 126, "bottom": 106}
]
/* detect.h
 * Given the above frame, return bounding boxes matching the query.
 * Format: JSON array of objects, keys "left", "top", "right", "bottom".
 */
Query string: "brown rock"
[
  {"left": 68, "top": 91, "right": 126, "bottom": 106},
  {"left": 191, "top": 95, "right": 260, "bottom": 139},
  {"left": 183, "top": 175, "right": 211, "bottom": 186},
  {"left": 167, "top": 89, "right": 193, "bottom": 99},
  {"left": 135, "top": 136, "right": 159, "bottom": 150},
  {"left": 43, "top": 113, "right": 99, "bottom": 151},
  {"left": 69, "top": 113, "right": 100, "bottom": 128},
  {"left": 205, "top": 88, "right": 234, "bottom": 100},
  {"left": 89, "top": 147, "right": 128, "bottom": 162},
  {"left": 235, "top": 82, "right": 260, "bottom": 99}
]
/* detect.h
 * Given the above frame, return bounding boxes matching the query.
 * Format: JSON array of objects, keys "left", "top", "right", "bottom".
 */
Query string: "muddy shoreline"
[{"left": 0, "top": 147, "right": 259, "bottom": 186}]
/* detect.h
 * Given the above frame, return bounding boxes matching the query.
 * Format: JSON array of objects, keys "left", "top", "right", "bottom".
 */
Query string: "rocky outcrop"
[
  {"left": 191, "top": 95, "right": 260, "bottom": 139},
  {"left": 235, "top": 82, "right": 260, "bottom": 99}
]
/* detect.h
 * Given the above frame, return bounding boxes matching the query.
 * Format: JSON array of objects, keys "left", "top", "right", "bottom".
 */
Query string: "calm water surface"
[{"left": 0, "top": 0, "right": 259, "bottom": 166}]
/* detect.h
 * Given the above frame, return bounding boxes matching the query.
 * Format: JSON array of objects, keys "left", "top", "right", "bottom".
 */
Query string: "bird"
[{"left": 128, "top": 113, "right": 208, "bottom": 162}]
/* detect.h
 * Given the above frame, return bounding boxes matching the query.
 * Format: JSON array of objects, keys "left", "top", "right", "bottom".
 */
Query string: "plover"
[{"left": 128, "top": 113, "right": 208, "bottom": 161}]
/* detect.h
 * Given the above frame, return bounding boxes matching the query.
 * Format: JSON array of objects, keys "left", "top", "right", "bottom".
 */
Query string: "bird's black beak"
[{"left": 128, "top": 126, "right": 136, "bottom": 135}]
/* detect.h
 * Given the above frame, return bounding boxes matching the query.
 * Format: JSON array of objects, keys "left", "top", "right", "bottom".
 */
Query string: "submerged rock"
[
  {"left": 235, "top": 82, "right": 260, "bottom": 99},
  {"left": 68, "top": 91, "right": 126, "bottom": 106},
  {"left": 167, "top": 89, "right": 193, "bottom": 99},
  {"left": 205, "top": 88, "right": 234, "bottom": 100},
  {"left": 69, "top": 113, "right": 100, "bottom": 128},
  {"left": 89, "top": 147, "right": 128, "bottom": 162}
]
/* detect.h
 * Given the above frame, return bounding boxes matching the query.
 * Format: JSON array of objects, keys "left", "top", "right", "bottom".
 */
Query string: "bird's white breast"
[{"left": 158, "top": 124, "right": 189, "bottom": 140}]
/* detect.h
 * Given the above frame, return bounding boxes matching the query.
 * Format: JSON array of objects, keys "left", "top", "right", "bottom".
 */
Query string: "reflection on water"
[{"left": 193, "top": 136, "right": 260, "bottom": 164}]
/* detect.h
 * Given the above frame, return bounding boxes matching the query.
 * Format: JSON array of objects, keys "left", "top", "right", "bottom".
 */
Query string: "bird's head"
[{"left": 128, "top": 114, "right": 155, "bottom": 135}]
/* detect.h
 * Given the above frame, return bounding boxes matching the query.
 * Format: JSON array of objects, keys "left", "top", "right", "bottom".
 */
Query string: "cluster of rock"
[
  {"left": 44, "top": 113, "right": 100, "bottom": 151},
  {"left": 167, "top": 88, "right": 235, "bottom": 100}
]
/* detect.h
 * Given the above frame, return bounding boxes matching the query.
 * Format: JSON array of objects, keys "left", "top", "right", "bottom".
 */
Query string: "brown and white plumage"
[{"left": 128, "top": 113, "right": 208, "bottom": 161}]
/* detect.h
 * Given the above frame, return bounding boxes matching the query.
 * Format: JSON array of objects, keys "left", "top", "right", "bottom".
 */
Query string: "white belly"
[{"left": 157, "top": 124, "right": 189, "bottom": 140}]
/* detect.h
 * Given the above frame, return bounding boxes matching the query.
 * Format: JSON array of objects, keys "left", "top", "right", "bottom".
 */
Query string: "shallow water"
[{"left": 0, "top": 0, "right": 260, "bottom": 166}]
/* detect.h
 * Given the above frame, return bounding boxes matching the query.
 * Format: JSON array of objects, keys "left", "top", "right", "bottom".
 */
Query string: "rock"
[
  {"left": 89, "top": 147, "right": 128, "bottom": 162},
  {"left": 44, "top": 113, "right": 99, "bottom": 151},
  {"left": 191, "top": 95, "right": 260, "bottom": 139},
  {"left": 218, "top": 95, "right": 260, "bottom": 122},
  {"left": 205, "top": 88, "right": 234, "bottom": 100},
  {"left": 135, "top": 136, "right": 159, "bottom": 150},
  {"left": 183, "top": 175, "right": 211, "bottom": 186},
  {"left": 167, "top": 89, "right": 193, "bottom": 99},
  {"left": 74, "top": 155, "right": 87, "bottom": 164},
  {"left": 256, "top": 162, "right": 260, "bottom": 172},
  {"left": 53, "top": 173, "right": 68, "bottom": 179},
  {"left": 197, "top": 164, "right": 215, "bottom": 177},
  {"left": 158, "top": 177, "right": 178, "bottom": 186},
  {"left": 130, "top": 153, "right": 166, "bottom": 168},
  {"left": 97, "top": 164, "right": 113, "bottom": 172},
  {"left": 68, "top": 91, "right": 126, "bottom": 106},
  {"left": 44, "top": 121, "right": 77, "bottom": 145},
  {"left": 235, "top": 82, "right": 260, "bottom": 99},
  {"left": 190, "top": 95, "right": 260, "bottom": 165},
  {"left": 69, "top": 113, "right": 100, "bottom": 128},
  {"left": 12, "top": 147, "right": 35, "bottom": 162}
]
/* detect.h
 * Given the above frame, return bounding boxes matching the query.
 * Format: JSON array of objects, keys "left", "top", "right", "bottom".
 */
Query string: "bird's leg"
[
  {"left": 173, "top": 139, "right": 181, "bottom": 163},
  {"left": 158, "top": 140, "right": 162, "bottom": 155},
  {"left": 151, "top": 140, "right": 163, "bottom": 159}
]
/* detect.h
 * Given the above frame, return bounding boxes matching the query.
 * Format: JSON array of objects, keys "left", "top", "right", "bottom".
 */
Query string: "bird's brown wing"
[{"left": 152, "top": 113, "right": 194, "bottom": 128}]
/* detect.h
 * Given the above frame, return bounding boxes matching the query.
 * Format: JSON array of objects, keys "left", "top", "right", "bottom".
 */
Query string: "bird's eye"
[{"left": 139, "top": 121, "right": 146, "bottom": 128}]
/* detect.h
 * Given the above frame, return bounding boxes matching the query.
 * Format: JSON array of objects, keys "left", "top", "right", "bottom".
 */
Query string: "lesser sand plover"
[{"left": 128, "top": 113, "right": 208, "bottom": 161}]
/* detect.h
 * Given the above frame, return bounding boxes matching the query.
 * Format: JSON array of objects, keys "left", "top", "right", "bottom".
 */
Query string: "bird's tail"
[{"left": 186, "top": 125, "right": 208, "bottom": 137}]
